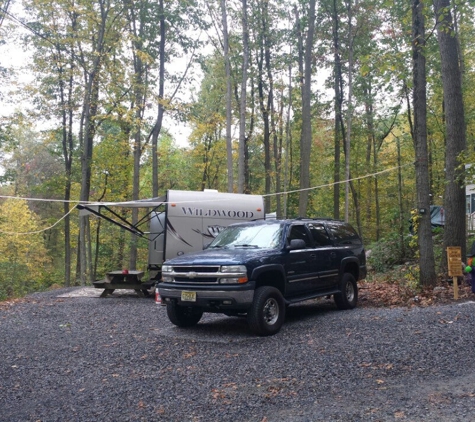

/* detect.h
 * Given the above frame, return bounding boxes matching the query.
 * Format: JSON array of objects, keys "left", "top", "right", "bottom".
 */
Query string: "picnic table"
[{"left": 93, "top": 270, "right": 152, "bottom": 298}]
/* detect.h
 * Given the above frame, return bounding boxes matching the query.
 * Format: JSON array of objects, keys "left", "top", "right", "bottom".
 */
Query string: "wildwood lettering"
[{"left": 180, "top": 207, "right": 255, "bottom": 219}]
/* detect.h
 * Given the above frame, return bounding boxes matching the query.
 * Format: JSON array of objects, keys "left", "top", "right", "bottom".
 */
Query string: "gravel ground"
[{"left": 1, "top": 287, "right": 475, "bottom": 422}]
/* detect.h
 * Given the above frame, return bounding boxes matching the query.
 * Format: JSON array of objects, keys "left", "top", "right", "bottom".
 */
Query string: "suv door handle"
[{"left": 330, "top": 252, "right": 337, "bottom": 259}]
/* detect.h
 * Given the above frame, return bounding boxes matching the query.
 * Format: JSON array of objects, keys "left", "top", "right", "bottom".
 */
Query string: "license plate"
[{"left": 181, "top": 291, "right": 196, "bottom": 302}]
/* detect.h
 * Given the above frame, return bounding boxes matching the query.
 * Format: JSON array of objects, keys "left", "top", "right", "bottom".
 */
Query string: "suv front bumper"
[{"left": 158, "top": 281, "right": 255, "bottom": 310}]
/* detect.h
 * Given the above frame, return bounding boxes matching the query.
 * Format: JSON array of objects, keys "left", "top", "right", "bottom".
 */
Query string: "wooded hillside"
[{"left": 0, "top": 0, "right": 473, "bottom": 298}]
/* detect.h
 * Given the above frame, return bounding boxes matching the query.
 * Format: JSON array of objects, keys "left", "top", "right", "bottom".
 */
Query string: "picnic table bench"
[{"left": 93, "top": 270, "right": 153, "bottom": 298}]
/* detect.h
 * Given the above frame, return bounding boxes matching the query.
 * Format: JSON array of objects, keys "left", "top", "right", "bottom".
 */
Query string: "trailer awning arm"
[{"left": 77, "top": 195, "right": 167, "bottom": 239}]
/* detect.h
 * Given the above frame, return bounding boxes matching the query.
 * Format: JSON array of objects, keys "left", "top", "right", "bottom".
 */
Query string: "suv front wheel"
[
  {"left": 334, "top": 273, "right": 358, "bottom": 310},
  {"left": 167, "top": 303, "right": 204, "bottom": 327},
  {"left": 247, "top": 286, "right": 286, "bottom": 336}
]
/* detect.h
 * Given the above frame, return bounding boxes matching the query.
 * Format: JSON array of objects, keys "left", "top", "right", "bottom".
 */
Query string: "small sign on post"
[{"left": 447, "top": 246, "right": 462, "bottom": 300}]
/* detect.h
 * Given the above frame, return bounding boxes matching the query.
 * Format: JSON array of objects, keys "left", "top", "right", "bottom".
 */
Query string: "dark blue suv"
[{"left": 158, "top": 218, "right": 366, "bottom": 336}]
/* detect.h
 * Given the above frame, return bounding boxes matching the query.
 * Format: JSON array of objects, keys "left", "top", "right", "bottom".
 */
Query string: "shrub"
[{"left": 367, "top": 234, "right": 415, "bottom": 274}]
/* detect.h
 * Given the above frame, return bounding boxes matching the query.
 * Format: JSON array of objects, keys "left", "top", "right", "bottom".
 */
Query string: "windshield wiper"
[{"left": 233, "top": 244, "right": 259, "bottom": 248}]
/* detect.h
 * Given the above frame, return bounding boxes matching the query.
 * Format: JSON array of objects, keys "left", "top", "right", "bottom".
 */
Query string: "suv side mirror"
[{"left": 287, "top": 239, "right": 307, "bottom": 250}]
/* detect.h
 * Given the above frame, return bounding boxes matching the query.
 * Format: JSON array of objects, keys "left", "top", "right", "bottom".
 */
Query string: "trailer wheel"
[
  {"left": 334, "top": 273, "right": 358, "bottom": 310},
  {"left": 247, "top": 286, "right": 285, "bottom": 336},
  {"left": 166, "top": 303, "right": 203, "bottom": 327}
]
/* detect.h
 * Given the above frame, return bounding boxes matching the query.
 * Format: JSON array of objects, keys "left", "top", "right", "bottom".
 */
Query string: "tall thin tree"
[
  {"left": 78, "top": 0, "right": 111, "bottom": 285},
  {"left": 434, "top": 0, "right": 467, "bottom": 262},
  {"left": 220, "top": 0, "right": 234, "bottom": 192},
  {"left": 412, "top": 0, "right": 436, "bottom": 286},
  {"left": 238, "top": 0, "right": 249, "bottom": 193},
  {"left": 298, "top": 0, "right": 316, "bottom": 217}
]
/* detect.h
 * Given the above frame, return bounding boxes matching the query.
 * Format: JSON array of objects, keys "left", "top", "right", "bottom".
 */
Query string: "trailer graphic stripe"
[{"left": 166, "top": 219, "right": 193, "bottom": 247}]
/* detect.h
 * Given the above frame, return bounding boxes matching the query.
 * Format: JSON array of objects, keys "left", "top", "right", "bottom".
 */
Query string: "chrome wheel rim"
[
  {"left": 346, "top": 282, "right": 355, "bottom": 302},
  {"left": 263, "top": 298, "right": 279, "bottom": 325}
]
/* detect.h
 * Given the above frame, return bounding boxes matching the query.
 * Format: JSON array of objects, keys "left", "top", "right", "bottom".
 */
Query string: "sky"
[{"left": 0, "top": 1, "right": 194, "bottom": 146}]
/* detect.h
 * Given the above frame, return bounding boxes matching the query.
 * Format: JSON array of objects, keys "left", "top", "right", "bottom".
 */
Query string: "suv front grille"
[
  {"left": 174, "top": 276, "right": 219, "bottom": 283},
  {"left": 173, "top": 266, "right": 220, "bottom": 273},
  {"left": 171, "top": 265, "right": 221, "bottom": 284}
]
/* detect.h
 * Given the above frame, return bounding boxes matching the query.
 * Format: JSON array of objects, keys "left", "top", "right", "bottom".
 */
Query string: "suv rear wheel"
[
  {"left": 247, "top": 286, "right": 285, "bottom": 336},
  {"left": 334, "top": 273, "right": 358, "bottom": 310},
  {"left": 167, "top": 303, "right": 203, "bottom": 327}
]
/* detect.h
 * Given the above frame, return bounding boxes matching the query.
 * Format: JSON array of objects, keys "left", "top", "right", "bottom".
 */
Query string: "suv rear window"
[
  {"left": 307, "top": 223, "right": 332, "bottom": 246},
  {"left": 327, "top": 221, "right": 362, "bottom": 245}
]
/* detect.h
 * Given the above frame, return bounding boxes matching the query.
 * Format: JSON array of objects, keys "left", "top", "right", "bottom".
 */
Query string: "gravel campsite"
[{"left": 1, "top": 287, "right": 475, "bottom": 422}]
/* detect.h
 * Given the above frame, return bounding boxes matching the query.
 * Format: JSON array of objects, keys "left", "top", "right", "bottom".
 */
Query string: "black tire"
[
  {"left": 166, "top": 303, "right": 203, "bottom": 327},
  {"left": 334, "top": 273, "right": 358, "bottom": 310},
  {"left": 247, "top": 286, "right": 286, "bottom": 336}
]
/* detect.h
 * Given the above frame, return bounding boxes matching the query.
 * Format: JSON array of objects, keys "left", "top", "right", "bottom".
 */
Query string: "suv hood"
[{"left": 164, "top": 247, "right": 276, "bottom": 266}]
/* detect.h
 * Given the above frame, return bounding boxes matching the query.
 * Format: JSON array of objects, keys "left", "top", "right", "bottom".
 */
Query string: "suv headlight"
[
  {"left": 220, "top": 265, "right": 246, "bottom": 273},
  {"left": 161, "top": 265, "right": 173, "bottom": 282},
  {"left": 219, "top": 265, "right": 248, "bottom": 284},
  {"left": 162, "top": 265, "right": 173, "bottom": 273}
]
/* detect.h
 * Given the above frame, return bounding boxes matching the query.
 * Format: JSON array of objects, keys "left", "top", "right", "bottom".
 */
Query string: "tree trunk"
[
  {"left": 257, "top": 62, "right": 271, "bottom": 212},
  {"left": 79, "top": 66, "right": 100, "bottom": 285},
  {"left": 344, "top": 0, "right": 354, "bottom": 223},
  {"left": 412, "top": 0, "right": 436, "bottom": 286},
  {"left": 244, "top": 78, "right": 255, "bottom": 194},
  {"left": 127, "top": 3, "right": 148, "bottom": 271},
  {"left": 363, "top": 82, "right": 376, "bottom": 239},
  {"left": 262, "top": 0, "right": 279, "bottom": 214},
  {"left": 257, "top": 2, "right": 271, "bottom": 212},
  {"left": 396, "top": 137, "right": 405, "bottom": 257},
  {"left": 78, "top": 1, "right": 108, "bottom": 286},
  {"left": 220, "top": 0, "right": 234, "bottom": 192},
  {"left": 238, "top": 0, "right": 249, "bottom": 194},
  {"left": 275, "top": 86, "right": 284, "bottom": 218},
  {"left": 151, "top": 0, "right": 165, "bottom": 198},
  {"left": 58, "top": 40, "right": 75, "bottom": 287},
  {"left": 434, "top": 0, "right": 467, "bottom": 263},
  {"left": 331, "top": 0, "right": 344, "bottom": 220},
  {"left": 283, "top": 58, "right": 293, "bottom": 218},
  {"left": 297, "top": 0, "right": 316, "bottom": 217}
]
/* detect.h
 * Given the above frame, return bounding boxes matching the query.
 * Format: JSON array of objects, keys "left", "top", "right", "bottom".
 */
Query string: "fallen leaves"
[
  {"left": 359, "top": 362, "right": 394, "bottom": 371},
  {"left": 359, "top": 280, "right": 474, "bottom": 308},
  {"left": 394, "top": 411, "right": 406, "bottom": 419}
]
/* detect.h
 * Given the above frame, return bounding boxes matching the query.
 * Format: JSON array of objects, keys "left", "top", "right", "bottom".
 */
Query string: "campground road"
[{"left": 1, "top": 287, "right": 475, "bottom": 421}]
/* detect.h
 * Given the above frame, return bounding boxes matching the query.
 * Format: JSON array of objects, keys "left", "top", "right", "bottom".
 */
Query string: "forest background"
[{"left": 0, "top": 0, "right": 474, "bottom": 301}]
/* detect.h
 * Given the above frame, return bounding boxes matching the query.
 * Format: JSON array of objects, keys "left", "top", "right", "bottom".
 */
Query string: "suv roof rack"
[{"left": 294, "top": 217, "right": 335, "bottom": 221}]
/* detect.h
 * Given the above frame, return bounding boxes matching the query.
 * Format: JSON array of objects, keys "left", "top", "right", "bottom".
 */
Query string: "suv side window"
[
  {"left": 307, "top": 223, "right": 332, "bottom": 246},
  {"left": 288, "top": 225, "right": 312, "bottom": 247},
  {"left": 327, "top": 221, "right": 362, "bottom": 245}
]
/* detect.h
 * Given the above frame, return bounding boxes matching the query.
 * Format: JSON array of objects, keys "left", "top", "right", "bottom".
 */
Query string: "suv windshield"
[{"left": 208, "top": 223, "right": 282, "bottom": 249}]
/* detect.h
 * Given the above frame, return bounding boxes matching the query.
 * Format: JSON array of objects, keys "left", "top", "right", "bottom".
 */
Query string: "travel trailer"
[{"left": 78, "top": 190, "right": 265, "bottom": 283}]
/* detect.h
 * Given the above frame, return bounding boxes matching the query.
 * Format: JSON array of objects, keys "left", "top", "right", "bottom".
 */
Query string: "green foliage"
[
  {"left": 366, "top": 233, "right": 424, "bottom": 298},
  {"left": 368, "top": 227, "right": 447, "bottom": 293},
  {"left": 0, "top": 199, "right": 54, "bottom": 300},
  {"left": 367, "top": 233, "right": 414, "bottom": 274}
]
